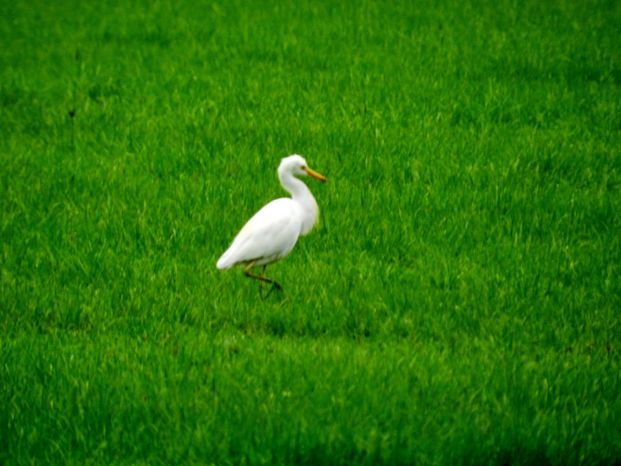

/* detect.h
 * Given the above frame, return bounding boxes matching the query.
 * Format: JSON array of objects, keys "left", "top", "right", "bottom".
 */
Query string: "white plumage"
[{"left": 216, "top": 154, "right": 326, "bottom": 290}]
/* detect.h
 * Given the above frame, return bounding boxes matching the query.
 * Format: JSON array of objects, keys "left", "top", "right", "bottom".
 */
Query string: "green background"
[{"left": 1, "top": 0, "right": 620, "bottom": 464}]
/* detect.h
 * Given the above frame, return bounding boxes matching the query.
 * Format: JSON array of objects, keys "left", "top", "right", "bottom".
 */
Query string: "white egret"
[{"left": 216, "top": 154, "right": 326, "bottom": 292}]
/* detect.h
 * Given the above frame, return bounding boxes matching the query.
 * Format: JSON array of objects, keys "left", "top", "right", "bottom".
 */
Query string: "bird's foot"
[{"left": 260, "top": 281, "right": 283, "bottom": 300}]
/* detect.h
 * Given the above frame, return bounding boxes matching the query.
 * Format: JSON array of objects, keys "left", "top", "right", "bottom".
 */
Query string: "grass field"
[{"left": 1, "top": 0, "right": 620, "bottom": 464}]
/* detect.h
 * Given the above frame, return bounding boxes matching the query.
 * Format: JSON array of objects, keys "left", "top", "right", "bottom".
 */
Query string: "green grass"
[{"left": 1, "top": 0, "right": 620, "bottom": 464}]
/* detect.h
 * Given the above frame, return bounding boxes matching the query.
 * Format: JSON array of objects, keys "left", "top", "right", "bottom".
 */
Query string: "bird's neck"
[
  {"left": 280, "top": 172, "right": 312, "bottom": 201},
  {"left": 279, "top": 172, "right": 319, "bottom": 235}
]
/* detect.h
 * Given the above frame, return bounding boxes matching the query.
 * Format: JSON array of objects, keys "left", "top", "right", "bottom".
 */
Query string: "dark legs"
[{"left": 243, "top": 262, "right": 283, "bottom": 297}]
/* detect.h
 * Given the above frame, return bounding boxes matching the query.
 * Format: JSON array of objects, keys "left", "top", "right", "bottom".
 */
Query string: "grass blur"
[{"left": 1, "top": 0, "right": 620, "bottom": 464}]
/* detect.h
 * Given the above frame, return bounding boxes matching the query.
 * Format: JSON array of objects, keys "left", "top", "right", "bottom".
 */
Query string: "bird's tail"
[{"left": 216, "top": 249, "right": 234, "bottom": 269}]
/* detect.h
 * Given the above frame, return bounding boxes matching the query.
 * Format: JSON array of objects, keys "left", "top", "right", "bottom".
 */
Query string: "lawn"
[{"left": 1, "top": 0, "right": 620, "bottom": 464}]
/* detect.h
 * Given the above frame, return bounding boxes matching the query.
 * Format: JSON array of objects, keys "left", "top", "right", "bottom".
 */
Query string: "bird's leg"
[
  {"left": 264, "top": 266, "right": 283, "bottom": 294},
  {"left": 258, "top": 265, "right": 266, "bottom": 296},
  {"left": 242, "top": 261, "right": 271, "bottom": 285},
  {"left": 258, "top": 265, "right": 267, "bottom": 299},
  {"left": 261, "top": 265, "right": 283, "bottom": 297},
  {"left": 243, "top": 262, "right": 283, "bottom": 295}
]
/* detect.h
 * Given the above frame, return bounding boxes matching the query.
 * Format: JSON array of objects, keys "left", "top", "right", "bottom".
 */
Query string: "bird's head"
[{"left": 279, "top": 154, "right": 326, "bottom": 182}]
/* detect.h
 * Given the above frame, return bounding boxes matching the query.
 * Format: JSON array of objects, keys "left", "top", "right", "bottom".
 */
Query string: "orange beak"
[{"left": 303, "top": 166, "right": 327, "bottom": 183}]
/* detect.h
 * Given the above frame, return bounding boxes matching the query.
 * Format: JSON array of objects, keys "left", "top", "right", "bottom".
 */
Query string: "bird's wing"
[{"left": 216, "top": 198, "right": 301, "bottom": 269}]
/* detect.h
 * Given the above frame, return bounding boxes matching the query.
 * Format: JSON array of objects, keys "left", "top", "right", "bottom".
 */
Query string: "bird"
[{"left": 216, "top": 154, "right": 326, "bottom": 293}]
